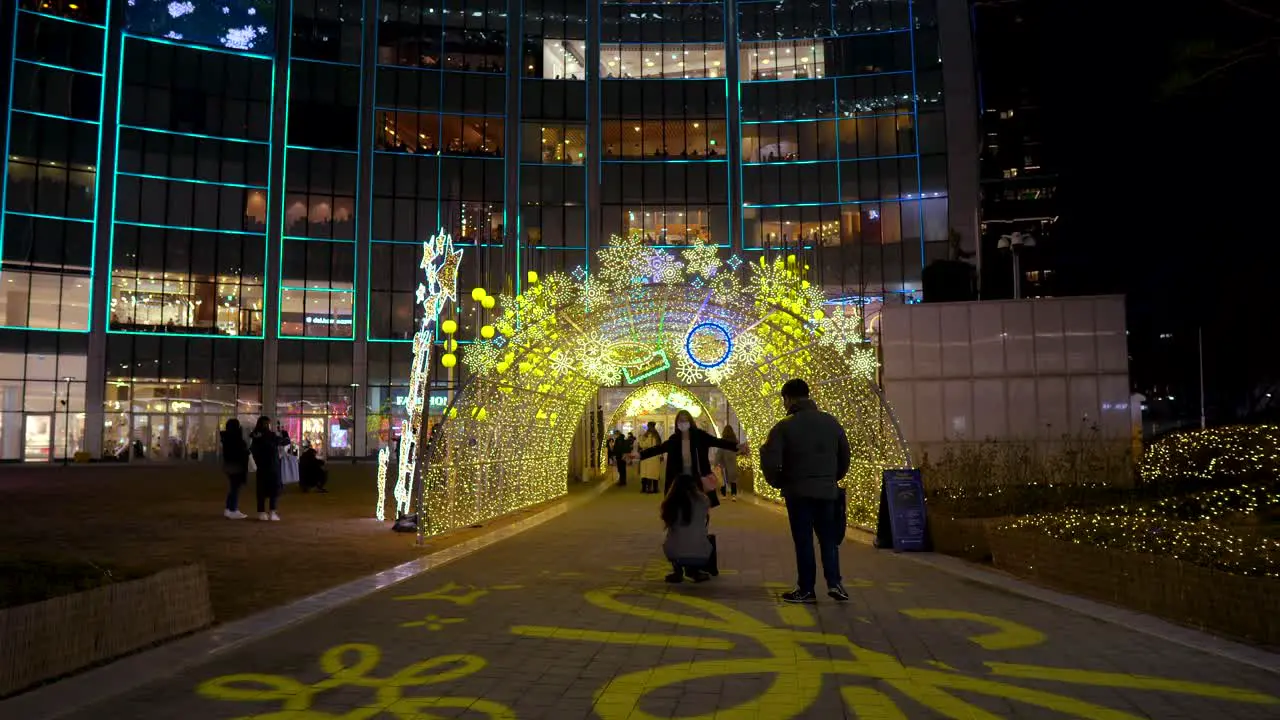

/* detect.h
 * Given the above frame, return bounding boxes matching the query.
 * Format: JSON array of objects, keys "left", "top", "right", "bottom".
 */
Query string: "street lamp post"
[
  {"left": 997, "top": 232, "right": 1036, "bottom": 300},
  {"left": 350, "top": 382, "right": 360, "bottom": 464},
  {"left": 61, "top": 376, "right": 74, "bottom": 465}
]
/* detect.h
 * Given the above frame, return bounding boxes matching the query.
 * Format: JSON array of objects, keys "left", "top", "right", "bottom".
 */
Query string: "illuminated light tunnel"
[{"left": 387, "top": 232, "right": 910, "bottom": 540}]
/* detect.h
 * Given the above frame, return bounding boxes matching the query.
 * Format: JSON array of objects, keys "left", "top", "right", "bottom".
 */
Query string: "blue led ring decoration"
[{"left": 685, "top": 322, "right": 733, "bottom": 369}]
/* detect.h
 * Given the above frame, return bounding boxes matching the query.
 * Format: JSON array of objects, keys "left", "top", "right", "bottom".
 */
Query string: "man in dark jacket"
[{"left": 759, "top": 378, "right": 851, "bottom": 604}]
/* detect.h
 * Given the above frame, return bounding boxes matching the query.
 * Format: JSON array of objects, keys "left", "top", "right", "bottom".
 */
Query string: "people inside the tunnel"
[
  {"left": 627, "top": 409, "right": 747, "bottom": 501},
  {"left": 759, "top": 378, "right": 851, "bottom": 604},
  {"left": 715, "top": 425, "right": 740, "bottom": 501},
  {"left": 638, "top": 421, "right": 663, "bottom": 494},
  {"left": 613, "top": 430, "right": 634, "bottom": 486},
  {"left": 605, "top": 433, "right": 618, "bottom": 483},
  {"left": 660, "top": 473, "right": 713, "bottom": 583}
]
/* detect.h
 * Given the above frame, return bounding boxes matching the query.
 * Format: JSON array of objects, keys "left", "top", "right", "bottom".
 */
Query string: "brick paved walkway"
[{"left": 58, "top": 489, "right": 1280, "bottom": 719}]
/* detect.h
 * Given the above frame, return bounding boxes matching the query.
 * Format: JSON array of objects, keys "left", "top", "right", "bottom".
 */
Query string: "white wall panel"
[
  {"left": 1036, "top": 376, "right": 1069, "bottom": 436},
  {"left": 940, "top": 305, "right": 972, "bottom": 377},
  {"left": 912, "top": 380, "right": 945, "bottom": 444},
  {"left": 943, "top": 380, "right": 973, "bottom": 440},
  {"left": 1003, "top": 302, "right": 1034, "bottom": 374},
  {"left": 885, "top": 382, "right": 915, "bottom": 443},
  {"left": 1098, "top": 374, "right": 1132, "bottom": 437},
  {"left": 970, "top": 302, "right": 1005, "bottom": 376},
  {"left": 910, "top": 305, "right": 942, "bottom": 378},
  {"left": 880, "top": 307, "right": 913, "bottom": 380},
  {"left": 1007, "top": 377, "right": 1039, "bottom": 439},
  {"left": 973, "top": 378, "right": 1008, "bottom": 439},
  {"left": 878, "top": 296, "right": 1130, "bottom": 456},
  {"left": 1033, "top": 301, "right": 1066, "bottom": 374},
  {"left": 1094, "top": 296, "right": 1128, "bottom": 373},
  {"left": 1063, "top": 299, "right": 1098, "bottom": 374},
  {"left": 1068, "top": 375, "right": 1101, "bottom": 430}
]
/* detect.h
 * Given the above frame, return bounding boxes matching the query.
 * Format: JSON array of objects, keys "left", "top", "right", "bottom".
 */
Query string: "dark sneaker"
[
  {"left": 781, "top": 588, "right": 817, "bottom": 604},
  {"left": 690, "top": 570, "right": 712, "bottom": 583},
  {"left": 664, "top": 572, "right": 684, "bottom": 583},
  {"left": 828, "top": 584, "right": 850, "bottom": 602}
]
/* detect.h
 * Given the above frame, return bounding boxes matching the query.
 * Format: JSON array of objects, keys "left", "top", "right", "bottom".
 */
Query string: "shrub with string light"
[
  {"left": 1139, "top": 425, "right": 1280, "bottom": 486},
  {"left": 400, "top": 233, "right": 910, "bottom": 536}
]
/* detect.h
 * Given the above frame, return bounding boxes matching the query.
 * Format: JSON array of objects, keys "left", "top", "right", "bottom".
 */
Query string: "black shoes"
[{"left": 781, "top": 584, "right": 849, "bottom": 603}]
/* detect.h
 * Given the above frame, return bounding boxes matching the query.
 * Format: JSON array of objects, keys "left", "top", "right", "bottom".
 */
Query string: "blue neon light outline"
[
  {"left": 118, "top": 124, "right": 268, "bottom": 145},
  {"left": 907, "top": 0, "right": 926, "bottom": 271},
  {"left": 276, "top": 0, "right": 360, "bottom": 341},
  {"left": 742, "top": 111, "right": 910, "bottom": 126},
  {"left": 17, "top": 9, "right": 108, "bottom": 29},
  {"left": 0, "top": 0, "right": 111, "bottom": 332},
  {"left": 122, "top": 32, "right": 273, "bottom": 61},
  {"left": 10, "top": 107, "right": 98, "bottom": 124},
  {"left": 4, "top": 210, "right": 94, "bottom": 223},
  {"left": 106, "top": 34, "right": 273, "bottom": 339},
  {"left": 741, "top": 69, "right": 912, "bottom": 85},
  {"left": 13, "top": 58, "right": 104, "bottom": 77},
  {"left": 113, "top": 219, "right": 266, "bottom": 235},
  {"left": 685, "top": 321, "right": 732, "bottom": 369},
  {"left": 115, "top": 171, "right": 268, "bottom": 190}
]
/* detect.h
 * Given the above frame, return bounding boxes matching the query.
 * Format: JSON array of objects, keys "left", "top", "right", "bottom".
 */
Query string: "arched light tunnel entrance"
[{"left": 378, "top": 232, "right": 910, "bottom": 541}]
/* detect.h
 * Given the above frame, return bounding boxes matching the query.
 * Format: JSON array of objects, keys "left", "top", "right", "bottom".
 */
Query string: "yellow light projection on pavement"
[
  {"left": 196, "top": 584, "right": 1279, "bottom": 719},
  {"left": 404, "top": 230, "right": 909, "bottom": 538},
  {"left": 197, "top": 644, "right": 515, "bottom": 719},
  {"left": 508, "top": 588, "right": 1279, "bottom": 720}
]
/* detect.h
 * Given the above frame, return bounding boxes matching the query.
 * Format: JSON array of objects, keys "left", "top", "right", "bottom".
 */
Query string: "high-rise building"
[
  {"left": 0, "top": 0, "right": 977, "bottom": 462},
  {"left": 972, "top": 0, "right": 1057, "bottom": 298}
]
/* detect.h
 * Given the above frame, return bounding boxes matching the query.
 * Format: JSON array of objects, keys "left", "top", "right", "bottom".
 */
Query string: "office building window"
[
  {"left": 103, "top": 335, "right": 264, "bottom": 461},
  {"left": 109, "top": 35, "right": 273, "bottom": 337}
]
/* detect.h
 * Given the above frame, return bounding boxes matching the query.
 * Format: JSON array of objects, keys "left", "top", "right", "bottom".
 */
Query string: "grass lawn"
[{"left": 0, "top": 463, "right": 579, "bottom": 620}]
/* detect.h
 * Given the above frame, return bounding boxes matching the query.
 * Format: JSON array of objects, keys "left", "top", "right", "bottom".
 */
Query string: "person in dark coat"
[
  {"left": 250, "top": 415, "right": 286, "bottom": 521},
  {"left": 630, "top": 410, "right": 747, "bottom": 499},
  {"left": 299, "top": 442, "right": 329, "bottom": 492},
  {"left": 760, "top": 378, "right": 852, "bottom": 604},
  {"left": 613, "top": 431, "right": 634, "bottom": 486},
  {"left": 220, "top": 418, "right": 250, "bottom": 519}
]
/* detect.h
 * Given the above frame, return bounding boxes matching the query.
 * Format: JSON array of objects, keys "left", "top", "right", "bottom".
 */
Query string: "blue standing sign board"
[{"left": 879, "top": 468, "right": 928, "bottom": 551}]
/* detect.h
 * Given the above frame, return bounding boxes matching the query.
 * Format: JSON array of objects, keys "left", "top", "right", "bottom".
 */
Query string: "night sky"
[{"left": 1031, "top": 0, "right": 1278, "bottom": 422}]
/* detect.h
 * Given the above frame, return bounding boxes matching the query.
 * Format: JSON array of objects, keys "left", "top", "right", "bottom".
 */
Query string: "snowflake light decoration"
[
  {"left": 681, "top": 239, "right": 721, "bottom": 279},
  {"left": 645, "top": 249, "right": 685, "bottom": 284}
]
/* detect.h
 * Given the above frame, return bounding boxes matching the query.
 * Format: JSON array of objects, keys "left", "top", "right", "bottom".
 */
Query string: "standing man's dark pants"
[
  {"left": 784, "top": 496, "right": 842, "bottom": 593},
  {"left": 615, "top": 458, "right": 628, "bottom": 486},
  {"left": 256, "top": 472, "right": 280, "bottom": 513},
  {"left": 226, "top": 472, "right": 247, "bottom": 512}
]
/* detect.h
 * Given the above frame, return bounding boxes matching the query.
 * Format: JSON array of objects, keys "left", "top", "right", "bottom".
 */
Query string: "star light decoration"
[
  {"left": 399, "top": 231, "right": 908, "bottom": 535},
  {"left": 681, "top": 239, "right": 721, "bottom": 279},
  {"left": 376, "top": 231, "right": 461, "bottom": 522}
]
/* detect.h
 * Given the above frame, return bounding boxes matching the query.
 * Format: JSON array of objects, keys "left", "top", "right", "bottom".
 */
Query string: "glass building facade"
[{"left": 1, "top": 0, "right": 976, "bottom": 461}]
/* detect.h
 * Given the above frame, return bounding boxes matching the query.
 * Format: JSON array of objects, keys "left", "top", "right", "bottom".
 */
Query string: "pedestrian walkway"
[{"left": 54, "top": 490, "right": 1280, "bottom": 719}]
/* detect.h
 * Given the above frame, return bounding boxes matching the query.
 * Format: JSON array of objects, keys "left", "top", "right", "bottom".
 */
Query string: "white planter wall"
[{"left": 880, "top": 296, "right": 1131, "bottom": 459}]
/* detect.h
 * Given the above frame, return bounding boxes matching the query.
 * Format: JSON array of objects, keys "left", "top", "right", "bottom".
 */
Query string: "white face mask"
[{"left": 676, "top": 421, "right": 691, "bottom": 432}]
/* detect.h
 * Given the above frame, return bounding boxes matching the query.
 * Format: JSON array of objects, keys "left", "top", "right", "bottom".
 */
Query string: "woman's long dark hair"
[
  {"left": 660, "top": 474, "right": 702, "bottom": 528},
  {"left": 721, "top": 425, "right": 737, "bottom": 443},
  {"left": 674, "top": 409, "right": 695, "bottom": 432},
  {"left": 253, "top": 416, "right": 272, "bottom": 435}
]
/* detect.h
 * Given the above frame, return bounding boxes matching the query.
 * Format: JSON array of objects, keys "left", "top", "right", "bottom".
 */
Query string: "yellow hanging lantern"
[
  {"left": 441, "top": 319, "right": 458, "bottom": 335},
  {"left": 480, "top": 325, "right": 495, "bottom": 339}
]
